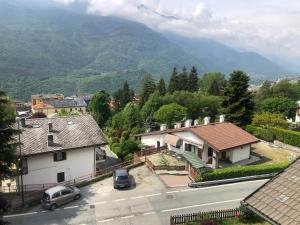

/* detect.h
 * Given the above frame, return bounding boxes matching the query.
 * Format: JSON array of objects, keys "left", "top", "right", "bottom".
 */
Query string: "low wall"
[{"left": 273, "top": 140, "right": 300, "bottom": 154}]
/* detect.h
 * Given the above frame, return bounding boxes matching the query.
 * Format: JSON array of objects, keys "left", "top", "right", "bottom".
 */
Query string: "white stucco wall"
[
  {"left": 228, "top": 145, "right": 251, "bottom": 163},
  {"left": 141, "top": 134, "right": 166, "bottom": 147},
  {"left": 22, "top": 147, "right": 95, "bottom": 185},
  {"left": 296, "top": 112, "right": 300, "bottom": 123},
  {"left": 174, "top": 132, "right": 204, "bottom": 146}
]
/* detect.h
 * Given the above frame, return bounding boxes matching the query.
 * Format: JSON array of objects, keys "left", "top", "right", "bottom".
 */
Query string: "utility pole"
[{"left": 17, "top": 117, "right": 25, "bottom": 208}]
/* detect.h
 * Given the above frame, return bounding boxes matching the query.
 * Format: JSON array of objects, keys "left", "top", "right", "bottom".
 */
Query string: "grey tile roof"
[
  {"left": 243, "top": 158, "right": 300, "bottom": 225},
  {"left": 44, "top": 97, "right": 87, "bottom": 108},
  {"left": 17, "top": 115, "right": 107, "bottom": 156}
]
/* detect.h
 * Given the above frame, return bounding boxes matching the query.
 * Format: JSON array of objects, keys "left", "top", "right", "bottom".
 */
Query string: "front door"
[
  {"left": 156, "top": 141, "right": 160, "bottom": 150},
  {"left": 221, "top": 152, "right": 226, "bottom": 161},
  {"left": 197, "top": 148, "right": 202, "bottom": 159}
]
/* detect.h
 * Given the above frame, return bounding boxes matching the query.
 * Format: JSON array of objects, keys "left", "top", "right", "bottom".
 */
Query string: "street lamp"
[{"left": 16, "top": 117, "right": 25, "bottom": 208}]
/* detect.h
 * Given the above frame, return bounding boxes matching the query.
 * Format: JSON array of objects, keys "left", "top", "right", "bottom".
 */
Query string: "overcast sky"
[{"left": 54, "top": 0, "right": 300, "bottom": 70}]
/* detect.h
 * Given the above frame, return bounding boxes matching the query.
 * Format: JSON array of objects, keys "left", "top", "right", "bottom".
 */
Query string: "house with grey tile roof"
[
  {"left": 242, "top": 158, "right": 300, "bottom": 225},
  {"left": 17, "top": 115, "right": 107, "bottom": 185}
]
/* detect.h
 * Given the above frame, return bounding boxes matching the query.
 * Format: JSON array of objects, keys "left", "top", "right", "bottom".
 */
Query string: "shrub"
[
  {"left": 246, "top": 125, "right": 300, "bottom": 147},
  {"left": 196, "top": 162, "right": 289, "bottom": 182},
  {"left": 270, "top": 127, "right": 300, "bottom": 147}
]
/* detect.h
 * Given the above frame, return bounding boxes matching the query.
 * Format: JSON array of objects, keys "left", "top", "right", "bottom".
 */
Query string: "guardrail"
[{"left": 188, "top": 173, "right": 275, "bottom": 188}]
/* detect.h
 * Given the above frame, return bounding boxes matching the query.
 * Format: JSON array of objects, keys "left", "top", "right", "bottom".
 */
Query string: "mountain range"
[{"left": 0, "top": 0, "right": 288, "bottom": 100}]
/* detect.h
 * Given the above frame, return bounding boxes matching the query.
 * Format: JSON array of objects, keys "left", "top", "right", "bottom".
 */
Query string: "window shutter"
[
  {"left": 53, "top": 153, "right": 57, "bottom": 161},
  {"left": 62, "top": 152, "right": 67, "bottom": 160}
]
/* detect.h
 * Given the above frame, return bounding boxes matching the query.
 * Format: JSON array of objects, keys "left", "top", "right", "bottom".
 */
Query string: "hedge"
[
  {"left": 270, "top": 127, "right": 300, "bottom": 147},
  {"left": 196, "top": 162, "right": 289, "bottom": 182},
  {"left": 246, "top": 125, "right": 300, "bottom": 147}
]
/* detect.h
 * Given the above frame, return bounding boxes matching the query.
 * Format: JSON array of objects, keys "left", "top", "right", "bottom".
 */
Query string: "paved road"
[{"left": 5, "top": 166, "right": 268, "bottom": 225}]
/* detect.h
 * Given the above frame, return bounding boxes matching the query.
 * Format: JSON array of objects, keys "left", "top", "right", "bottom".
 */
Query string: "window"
[
  {"left": 61, "top": 189, "right": 72, "bottom": 195},
  {"left": 241, "top": 146, "right": 244, "bottom": 149},
  {"left": 57, "top": 172, "right": 65, "bottom": 183},
  {"left": 52, "top": 192, "right": 60, "bottom": 199},
  {"left": 185, "top": 143, "right": 191, "bottom": 151},
  {"left": 208, "top": 147, "right": 213, "bottom": 157},
  {"left": 70, "top": 108, "right": 73, "bottom": 112},
  {"left": 53, "top": 152, "right": 67, "bottom": 161}
]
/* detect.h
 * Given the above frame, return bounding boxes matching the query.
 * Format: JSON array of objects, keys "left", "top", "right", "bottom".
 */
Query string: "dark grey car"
[
  {"left": 41, "top": 185, "right": 81, "bottom": 210},
  {"left": 113, "top": 169, "right": 130, "bottom": 189}
]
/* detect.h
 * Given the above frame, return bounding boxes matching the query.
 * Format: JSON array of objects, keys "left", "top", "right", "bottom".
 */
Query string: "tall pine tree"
[
  {"left": 168, "top": 67, "right": 179, "bottom": 93},
  {"left": 221, "top": 71, "right": 254, "bottom": 126},
  {"left": 177, "top": 66, "right": 189, "bottom": 91},
  {"left": 157, "top": 78, "right": 166, "bottom": 95},
  {"left": 139, "top": 74, "right": 156, "bottom": 106},
  {"left": 188, "top": 66, "right": 199, "bottom": 92}
]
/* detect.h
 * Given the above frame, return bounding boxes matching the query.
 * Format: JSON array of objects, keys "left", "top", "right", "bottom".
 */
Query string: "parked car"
[
  {"left": 113, "top": 168, "right": 131, "bottom": 189},
  {"left": 41, "top": 185, "right": 81, "bottom": 210}
]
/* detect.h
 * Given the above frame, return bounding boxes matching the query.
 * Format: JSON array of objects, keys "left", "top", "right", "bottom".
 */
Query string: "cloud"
[{"left": 54, "top": 0, "right": 300, "bottom": 68}]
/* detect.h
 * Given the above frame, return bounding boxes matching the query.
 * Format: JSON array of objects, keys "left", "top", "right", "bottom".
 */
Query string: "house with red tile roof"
[{"left": 136, "top": 116, "right": 259, "bottom": 169}]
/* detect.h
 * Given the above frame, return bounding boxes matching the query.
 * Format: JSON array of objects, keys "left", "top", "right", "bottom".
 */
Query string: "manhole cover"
[{"left": 166, "top": 194, "right": 174, "bottom": 200}]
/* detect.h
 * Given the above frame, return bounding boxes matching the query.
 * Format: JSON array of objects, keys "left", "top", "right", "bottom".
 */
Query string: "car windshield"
[
  {"left": 117, "top": 175, "right": 128, "bottom": 180},
  {"left": 42, "top": 192, "right": 50, "bottom": 200},
  {"left": 67, "top": 186, "right": 74, "bottom": 191}
]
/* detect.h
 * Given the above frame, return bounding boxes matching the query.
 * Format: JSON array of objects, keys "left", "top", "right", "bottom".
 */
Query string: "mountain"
[
  {"left": 0, "top": 0, "right": 286, "bottom": 100},
  {"left": 164, "top": 33, "right": 286, "bottom": 81}
]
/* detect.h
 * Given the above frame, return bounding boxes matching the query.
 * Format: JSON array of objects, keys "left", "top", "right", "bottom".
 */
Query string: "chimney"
[
  {"left": 160, "top": 124, "right": 167, "bottom": 131},
  {"left": 21, "top": 118, "right": 26, "bottom": 127},
  {"left": 48, "top": 134, "right": 54, "bottom": 146},
  {"left": 48, "top": 122, "right": 53, "bottom": 132},
  {"left": 185, "top": 119, "right": 192, "bottom": 127},
  {"left": 204, "top": 116, "right": 211, "bottom": 125},
  {"left": 194, "top": 119, "right": 199, "bottom": 126},
  {"left": 174, "top": 122, "right": 182, "bottom": 129},
  {"left": 219, "top": 115, "right": 225, "bottom": 123}
]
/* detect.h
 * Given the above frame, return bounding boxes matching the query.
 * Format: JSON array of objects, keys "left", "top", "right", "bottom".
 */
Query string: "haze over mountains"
[{"left": 0, "top": 0, "right": 290, "bottom": 100}]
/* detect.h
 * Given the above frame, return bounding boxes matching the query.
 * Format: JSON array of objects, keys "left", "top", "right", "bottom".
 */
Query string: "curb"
[{"left": 188, "top": 173, "right": 276, "bottom": 188}]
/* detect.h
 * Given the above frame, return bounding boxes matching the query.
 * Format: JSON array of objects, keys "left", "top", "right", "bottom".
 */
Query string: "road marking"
[
  {"left": 143, "top": 211, "right": 155, "bottom": 215},
  {"left": 98, "top": 218, "right": 114, "bottom": 223},
  {"left": 114, "top": 198, "right": 126, "bottom": 202},
  {"left": 180, "top": 189, "right": 197, "bottom": 192},
  {"left": 130, "top": 195, "right": 145, "bottom": 199},
  {"left": 89, "top": 201, "right": 107, "bottom": 205},
  {"left": 121, "top": 215, "right": 134, "bottom": 219},
  {"left": 166, "top": 190, "right": 179, "bottom": 194},
  {"left": 3, "top": 212, "right": 38, "bottom": 218},
  {"left": 64, "top": 206, "right": 79, "bottom": 210},
  {"left": 161, "top": 198, "right": 243, "bottom": 213},
  {"left": 40, "top": 210, "right": 47, "bottom": 213},
  {"left": 146, "top": 193, "right": 161, "bottom": 197}
]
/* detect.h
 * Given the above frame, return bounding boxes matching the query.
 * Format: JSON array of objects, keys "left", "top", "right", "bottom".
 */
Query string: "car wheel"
[
  {"left": 74, "top": 194, "right": 81, "bottom": 200},
  {"left": 50, "top": 204, "right": 57, "bottom": 210}
]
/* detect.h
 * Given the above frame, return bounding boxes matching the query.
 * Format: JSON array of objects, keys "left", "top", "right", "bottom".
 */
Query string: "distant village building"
[
  {"left": 31, "top": 94, "right": 87, "bottom": 116},
  {"left": 295, "top": 100, "right": 300, "bottom": 123},
  {"left": 16, "top": 115, "right": 107, "bottom": 185},
  {"left": 136, "top": 116, "right": 259, "bottom": 170}
]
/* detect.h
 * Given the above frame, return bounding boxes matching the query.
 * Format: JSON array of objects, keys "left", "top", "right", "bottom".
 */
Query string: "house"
[
  {"left": 242, "top": 158, "right": 300, "bottom": 225},
  {"left": 31, "top": 94, "right": 87, "bottom": 116},
  {"left": 16, "top": 115, "right": 107, "bottom": 185},
  {"left": 136, "top": 116, "right": 259, "bottom": 169},
  {"left": 295, "top": 100, "right": 300, "bottom": 123}
]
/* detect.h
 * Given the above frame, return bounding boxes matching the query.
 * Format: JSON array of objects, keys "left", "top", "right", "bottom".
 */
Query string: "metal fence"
[{"left": 170, "top": 208, "right": 241, "bottom": 225}]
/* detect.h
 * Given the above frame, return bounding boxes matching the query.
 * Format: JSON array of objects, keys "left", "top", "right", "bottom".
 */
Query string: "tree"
[
  {"left": 122, "top": 102, "right": 142, "bottom": 130},
  {"left": 89, "top": 90, "right": 111, "bottom": 127},
  {"left": 272, "top": 79, "right": 297, "bottom": 100},
  {"left": 168, "top": 67, "right": 179, "bottom": 93},
  {"left": 260, "top": 96, "right": 297, "bottom": 119},
  {"left": 188, "top": 66, "right": 199, "bottom": 92},
  {"left": 256, "top": 80, "right": 272, "bottom": 100},
  {"left": 177, "top": 66, "right": 189, "bottom": 91},
  {"left": 154, "top": 103, "right": 187, "bottom": 128},
  {"left": 157, "top": 78, "right": 166, "bottom": 96},
  {"left": 141, "top": 91, "right": 162, "bottom": 121},
  {"left": 199, "top": 72, "right": 226, "bottom": 96},
  {"left": 120, "top": 81, "right": 132, "bottom": 108},
  {"left": 251, "top": 112, "right": 288, "bottom": 128},
  {"left": 0, "top": 91, "right": 18, "bottom": 224},
  {"left": 139, "top": 74, "right": 156, "bottom": 106},
  {"left": 221, "top": 70, "right": 254, "bottom": 126}
]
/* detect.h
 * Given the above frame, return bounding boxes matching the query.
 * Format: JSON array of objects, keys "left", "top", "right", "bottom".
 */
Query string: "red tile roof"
[
  {"left": 189, "top": 122, "right": 259, "bottom": 151},
  {"left": 32, "top": 103, "right": 54, "bottom": 109}
]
